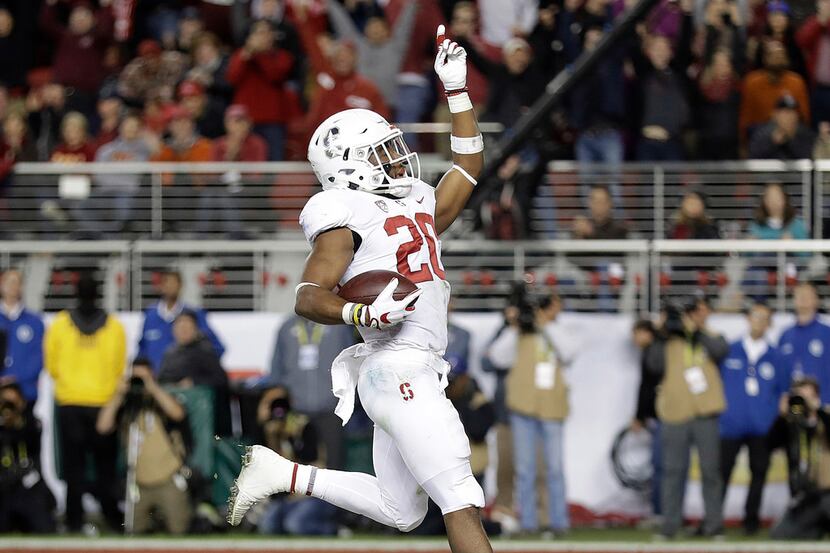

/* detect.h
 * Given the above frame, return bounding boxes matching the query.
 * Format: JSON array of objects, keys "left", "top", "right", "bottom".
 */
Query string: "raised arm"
[
  {"left": 326, "top": 0, "right": 363, "bottom": 45},
  {"left": 433, "top": 26, "right": 484, "bottom": 235}
]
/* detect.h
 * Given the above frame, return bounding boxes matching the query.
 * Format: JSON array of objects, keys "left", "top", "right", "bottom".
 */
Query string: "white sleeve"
[
  {"left": 299, "top": 192, "right": 353, "bottom": 243},
  {"left": 487, "top": 327, "right": 519, "bottom": 369}
]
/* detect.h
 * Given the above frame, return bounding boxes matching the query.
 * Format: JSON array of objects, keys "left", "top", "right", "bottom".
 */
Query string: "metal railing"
[
  {"left": 3, "top": 239, "right": 829, "bottom": 314},
  {"left": 7, "top": 160, "right": 821, "bottom": 241}
]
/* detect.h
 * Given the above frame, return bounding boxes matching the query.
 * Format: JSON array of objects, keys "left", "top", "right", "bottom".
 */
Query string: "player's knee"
[
  {"left": 394, "top": 496, "right": 428, "bottom": 532},
  {"left": 421, "top": 464, "right": 485, "bottom": 516}
]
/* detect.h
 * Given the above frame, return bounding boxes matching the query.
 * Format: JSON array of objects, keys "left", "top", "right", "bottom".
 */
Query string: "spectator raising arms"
[
  {"left": 749, "top": 182, "right": 808, "bottom": 239},
  {"left": 39, "top": 0, "right": 114, "bottom": 113},
  {"left": 295, "top": 28, "right": 389, "bottom": 138},
  {"left": 226, "top": 20, "right": 295, "bottom": 161},
  {"left": 325, "top": 0, "right": 417, "bottom": 110}
]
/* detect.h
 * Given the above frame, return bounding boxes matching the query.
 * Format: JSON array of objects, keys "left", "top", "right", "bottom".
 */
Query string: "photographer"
[
  {"left": 256, "top": 387, "right": 338, "bottom": 536},
  {"left": 646, "top": 297, "right": 729, "bottom": 539},
  {"left": 96, "top": 359, "right": 191, "bottom": 535},
  {"left": 487, "top": 290, "right": 570, "bottom": 536},
  {"left": 0, "top": 382, "right": 56, "bottom": 533},
  {"left": 770, "top": 377, "right": 830, "bottom": 539}
]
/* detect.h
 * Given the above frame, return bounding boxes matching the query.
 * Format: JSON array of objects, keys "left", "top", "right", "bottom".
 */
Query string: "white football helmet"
[{"left": 307, "top": 109, "right": 420, "bottom": 198}]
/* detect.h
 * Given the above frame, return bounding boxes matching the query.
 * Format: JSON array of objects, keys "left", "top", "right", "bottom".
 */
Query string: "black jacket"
[{"left": 158, "top": 336, "right": 228, "bottom": 389}]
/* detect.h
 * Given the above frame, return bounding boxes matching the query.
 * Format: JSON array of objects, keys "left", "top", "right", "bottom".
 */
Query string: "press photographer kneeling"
[
  {"left": 771, "top": 377, "right": 830, "bottom": 539},
  {"left": 0, "top": 381, "right": 56, "bottom": 532},
  {"left": 96, "top": 358, "right": 192, "bottom": 534}
]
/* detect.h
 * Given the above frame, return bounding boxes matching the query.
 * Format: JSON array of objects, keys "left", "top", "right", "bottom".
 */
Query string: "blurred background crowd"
[{"left": 3, "top": 0, "right": 830, "bottom": 168}]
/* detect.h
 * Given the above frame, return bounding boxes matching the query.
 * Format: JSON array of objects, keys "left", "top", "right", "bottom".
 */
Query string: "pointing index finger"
[{"left": 436, "top": 24, "right": 446, "bottom": 47}]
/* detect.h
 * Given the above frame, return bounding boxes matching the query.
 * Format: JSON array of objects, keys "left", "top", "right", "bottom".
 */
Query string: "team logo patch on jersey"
[
  {"left": 375, "top": 200, "right": 389, "bottom": 213},
  {"left": 810, "top": 339, "right": 824, "bottom": 357},
  {"left": 725, "top": 358, "right": 743, "bottom": 370},
  {"left": 16, "top": 325, "right": 33, "bottom": 344},
  {"left": 759, "top": 362, "right": 775, "bottom": 380}
]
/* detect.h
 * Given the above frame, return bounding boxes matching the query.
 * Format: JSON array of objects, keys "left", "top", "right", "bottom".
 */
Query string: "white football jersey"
[{"left": 300, "top": 180, "right": 450, "bottom": 354}]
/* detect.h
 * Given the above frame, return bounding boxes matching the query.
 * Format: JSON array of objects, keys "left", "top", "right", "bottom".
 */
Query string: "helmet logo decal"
[{"left": 323, "top": 127, "right": 341, "bottom": 158}]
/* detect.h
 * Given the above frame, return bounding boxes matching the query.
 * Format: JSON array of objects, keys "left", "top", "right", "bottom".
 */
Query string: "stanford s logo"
[{"left": 399, "top": 382, "right": 414, "bottom": 402}]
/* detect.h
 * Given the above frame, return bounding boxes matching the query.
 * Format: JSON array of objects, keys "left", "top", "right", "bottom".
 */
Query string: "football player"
[{"left": 228, "top": 25, "right": 491, "bottom": 553}]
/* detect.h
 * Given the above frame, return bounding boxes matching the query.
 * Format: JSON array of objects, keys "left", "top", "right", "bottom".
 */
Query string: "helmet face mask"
[{"left": 308, "top": 109, "right": 420, "bottom": 198}]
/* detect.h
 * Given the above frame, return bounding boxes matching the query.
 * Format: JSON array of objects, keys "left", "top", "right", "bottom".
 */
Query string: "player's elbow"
[{"left": 454, "top": 152, "right": 484, "bottom": 181}]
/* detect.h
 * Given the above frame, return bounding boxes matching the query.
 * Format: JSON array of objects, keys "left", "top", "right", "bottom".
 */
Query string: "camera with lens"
[
  {"left": 786, "top": 390, "right": 820, "bottom": 432},
  {"left": 268, "top": 396, "right": 291, "bottom": 422},
  {"left": 508, "top": 282, "right": 538, "bottom": 334},
  {"left": 0, "top": 384, "right": 25, "bottom": 430},
  {"left": 0, "top": 398, "right": 21, "bottom": 429},
  {"left": 662, "top": 297, "right": 700, "bottom": 337},
  {"left": 123, "top": 375, "right": 148, "bottom": 415}
]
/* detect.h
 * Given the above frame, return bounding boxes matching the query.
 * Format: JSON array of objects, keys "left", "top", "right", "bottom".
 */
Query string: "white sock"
[{"left": 295, "top": 465, "right": 396, "bottom": 528}]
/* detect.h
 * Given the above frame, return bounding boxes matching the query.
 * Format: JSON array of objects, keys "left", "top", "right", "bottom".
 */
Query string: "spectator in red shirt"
[
  {"left": 226, "top": 20, "right": 295, "bottom": 161},
  {"left": 796, "top": 0, "right": 830, "bottom": 125},
  {"left": 40, "top": 0, "right": 114, "bottom": 115},
  {"left": 201, "top": 104, "right": 264, "bottom": 238},
  {"left": 51, "top": 112, "right": 96, "bottom": 163},
  {"left": 294, "top": 20, "right": 390, "bottom": 144},
  {"left": 212, "top": 104, "right": 267, "bottom": 163}
]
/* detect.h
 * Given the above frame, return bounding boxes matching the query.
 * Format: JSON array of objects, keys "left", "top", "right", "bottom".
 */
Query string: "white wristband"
[
  {"left": 450, "top": 134, "right": 484, "bottom": 154},
  {"left": 451, "top": 164, "right": 477, "bottom": 186},
  {"left": 342, "top": 302, "right": 357, "bottom": 325},
  {"left": 447, "top": 92, "right": 473, "bottom": 114}
]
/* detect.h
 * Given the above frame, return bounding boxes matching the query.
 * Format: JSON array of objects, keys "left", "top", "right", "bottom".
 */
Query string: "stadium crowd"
[{"left": 3, "top": 0, "right": 830, "bottom": 171}]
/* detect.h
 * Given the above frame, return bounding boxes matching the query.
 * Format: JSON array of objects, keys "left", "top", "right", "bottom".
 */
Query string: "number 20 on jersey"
[{"left": 384, "top": 213, "right": 446, "bottom": 283}]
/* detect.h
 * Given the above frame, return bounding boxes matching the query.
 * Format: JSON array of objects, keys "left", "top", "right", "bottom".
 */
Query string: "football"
[{"left": 338, "top": 270, "right": 419, "bottom": 305}]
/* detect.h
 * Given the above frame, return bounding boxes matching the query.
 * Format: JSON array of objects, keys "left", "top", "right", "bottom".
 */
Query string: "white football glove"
[
  {"left": 434, "top": 24, "right": 467, "bottom": 90},
  {"left": 345, "top": 278, "right": 423, "bottom": 330}
]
